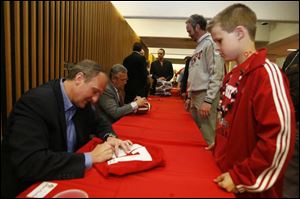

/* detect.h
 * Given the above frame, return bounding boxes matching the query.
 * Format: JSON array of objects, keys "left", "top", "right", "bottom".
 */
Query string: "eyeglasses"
[{"left": 118, "top": 78, "right": 128, "bottom": 82}]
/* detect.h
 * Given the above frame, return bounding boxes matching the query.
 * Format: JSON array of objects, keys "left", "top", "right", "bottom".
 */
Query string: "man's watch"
[{"left": 104, "top": 133, "right": 117, "bottom": 141}]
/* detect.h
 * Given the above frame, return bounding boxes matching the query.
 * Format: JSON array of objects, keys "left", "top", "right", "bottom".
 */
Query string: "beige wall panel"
[{"left": 2, "top": 1, "right": 143, "bottom": 134}]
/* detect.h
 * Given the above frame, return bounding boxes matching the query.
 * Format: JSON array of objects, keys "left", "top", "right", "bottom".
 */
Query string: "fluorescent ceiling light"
[{"left": 287, "top": 49, "right": 297, "bottom": 51}]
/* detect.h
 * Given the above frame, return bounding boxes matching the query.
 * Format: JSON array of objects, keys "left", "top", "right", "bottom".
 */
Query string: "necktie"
[
  {"left": 118, "top": 89, "right": 125, "bottom": 106},
  {"left": 66, "top": 106, "right": 77, "bottom": 152}
]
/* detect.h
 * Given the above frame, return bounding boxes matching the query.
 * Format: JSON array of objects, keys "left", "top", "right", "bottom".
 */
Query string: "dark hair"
[
  {"left": 66, "top": 59, "right": 103, "bottom": 82},
  {"left": 186, "top": 14, "right": 207, "bottom": 31},
  {"left": 133, "top": 42, "right": 142, "bottom": 52},
  {"left": 184, "top": 56, "right": 192, "bottom": 62},
  {"left": 158, "top": 48, "right": 165, "bottom": 55}
]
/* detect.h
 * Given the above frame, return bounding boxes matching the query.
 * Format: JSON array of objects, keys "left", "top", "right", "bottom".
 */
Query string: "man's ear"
[
  {"left": 111, "top": 75, "right": 117, "bottom": 84},
  {"left": 195, "top": 23, "right": 201, "bottom": 32},
  {"left": 234, "top": 26, "right": 245, "bottom": 40},
  {"left": 74, "top": 72, "right": 85, "bottom": 85}
]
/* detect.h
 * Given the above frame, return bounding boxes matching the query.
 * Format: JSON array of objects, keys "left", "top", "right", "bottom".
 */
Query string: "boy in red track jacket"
[{"left": 207, "top": 4, "right": 296, "bottom": 198}]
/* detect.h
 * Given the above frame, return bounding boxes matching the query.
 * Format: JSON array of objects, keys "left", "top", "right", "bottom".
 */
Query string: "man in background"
[
  {"left": 95, "top": 64, "right": 148, "bottom": 124},
  {"left": 282, "top": 49, "right": 299, "bottom": 198},
  {"left": 123, "top": 42, "right": 148, "bottom": 103},
  {"left": 180, "top": 56, "right": 192, "bottom": 99},
  {"left": 150, "top": 48, "right": 174, "bottom": 94},
  {"left": 185, "top": 14, "right": 224, "bottom": 150}
]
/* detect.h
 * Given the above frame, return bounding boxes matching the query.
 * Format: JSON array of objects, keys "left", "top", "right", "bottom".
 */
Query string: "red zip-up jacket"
[{"left": 214, "top": 49, "right": 296, "bottom": 198}]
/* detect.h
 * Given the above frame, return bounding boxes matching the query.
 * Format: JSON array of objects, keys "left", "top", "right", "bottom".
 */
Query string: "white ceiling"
[
  {"left": 112, "top": 1, "right": 299, "bottom": 21},
  {"left": 112, "top": 1, "right": 299, "bottom": 69}
]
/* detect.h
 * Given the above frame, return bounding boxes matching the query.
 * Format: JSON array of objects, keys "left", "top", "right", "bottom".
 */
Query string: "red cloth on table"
[
  {"left": 78, "top": 137, "right": 165, "bottom": 177},
  {"left": 170, "top": 87, "right": 180, "bottom": 96}
]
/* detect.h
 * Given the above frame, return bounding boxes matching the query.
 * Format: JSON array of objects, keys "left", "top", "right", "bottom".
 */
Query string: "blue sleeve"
[{"left": 84, "top": 153, "right": 93, "bottom": 169}]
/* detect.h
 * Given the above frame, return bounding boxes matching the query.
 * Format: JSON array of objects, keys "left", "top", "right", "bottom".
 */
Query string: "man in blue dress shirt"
[{"left": 1, "top": 59, "right": 132, "bottom": 197}]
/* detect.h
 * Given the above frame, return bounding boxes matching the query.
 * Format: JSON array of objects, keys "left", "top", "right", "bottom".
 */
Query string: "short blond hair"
[
  {"left": 66, "top": 59, "right": 103, "bottom": 82},
  {"left": 207, "top": 3, "right": 257, "bottom": 41}
]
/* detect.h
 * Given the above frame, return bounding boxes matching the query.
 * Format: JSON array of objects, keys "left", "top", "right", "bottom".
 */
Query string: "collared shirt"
[
  {"left": 196, "top": 32, "right": 210, "bottom": 44},
  {"left": 113, "top": 86, "right": 138, "bottom": 111},
  {"left": 60, "top": 79, "right": 92, "bottom": 169}
]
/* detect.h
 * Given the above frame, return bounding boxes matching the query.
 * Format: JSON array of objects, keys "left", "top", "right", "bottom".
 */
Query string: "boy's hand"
[{"left": 214, "top": 172, "right": 239, "bottom": 193}]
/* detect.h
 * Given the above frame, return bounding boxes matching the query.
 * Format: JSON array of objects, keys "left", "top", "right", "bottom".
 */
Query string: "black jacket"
[
  {"left": 1, "top": 79, "right": 115, "bottom": 197},
  {"left": 180, "top": 57, "right": 191, "bottom": 94},
  {"left": 150, "top": 59, "right": 174, "bottom": 93},
  {"left": 123, "top": 51, "right": 148, "bottom": 103},
  {"left": 150, "top": 59, "right": 174, "bottom": 81},
  {"left": 282, "top": 50, "right": 299, "bottom": 122}
]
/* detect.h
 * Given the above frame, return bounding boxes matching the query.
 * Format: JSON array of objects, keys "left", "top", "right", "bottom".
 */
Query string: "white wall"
[
  {"left": 276, "top": 57, "right": 287, "bottom": 68},
  {"left": 268, "top": 23, "right": 299, "bottom": 44}
]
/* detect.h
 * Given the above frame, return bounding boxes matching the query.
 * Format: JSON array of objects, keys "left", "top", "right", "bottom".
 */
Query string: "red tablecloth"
[{"left": 17, "top": 96, "right": 234, "bottom": 198}]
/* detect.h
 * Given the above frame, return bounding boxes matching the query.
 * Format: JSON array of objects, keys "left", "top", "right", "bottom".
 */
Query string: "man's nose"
[{"left": 91, "top": 94, "right": 100, "bottom": 104}]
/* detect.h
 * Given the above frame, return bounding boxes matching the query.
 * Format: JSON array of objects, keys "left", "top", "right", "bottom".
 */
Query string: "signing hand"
[
  {"left": 106, "top": 137, "right": 133, "bottom": 156},
  {"left": 135, "top": 97, "right": 148, "bottom": 107},
  {"left": 90, "top": 142, "right": 114, "bottom": 163},
  {"left": 134, "top": 96, "right": 142, "bottom": 101}
]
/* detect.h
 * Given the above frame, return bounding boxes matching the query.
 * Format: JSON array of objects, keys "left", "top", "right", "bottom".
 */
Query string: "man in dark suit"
[
  {"left": 123, "top": 42, "right": 148, "bottom": 103},
  {"left": 180, "top": 56, "right": 192, "bottom": 99},
  {"left": 1, "top": 60, "right": 132, "bottom": 197},
  {"left": 96, "top": 64, "right": 148, "bottom": 124},
  {"left": 150, "top": 48, "right": 174, "bottom": 94},
  {"left": 282, "top": 49, "right": 299, "bottom": 198}
]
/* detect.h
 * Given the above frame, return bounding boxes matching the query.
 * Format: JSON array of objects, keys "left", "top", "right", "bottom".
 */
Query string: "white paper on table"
[
  {"left": 108, "top": 144, "right": 152, "bottom": 165},
  {"left": 26, "top": 181, "right": 58, "bottom": 198}
]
